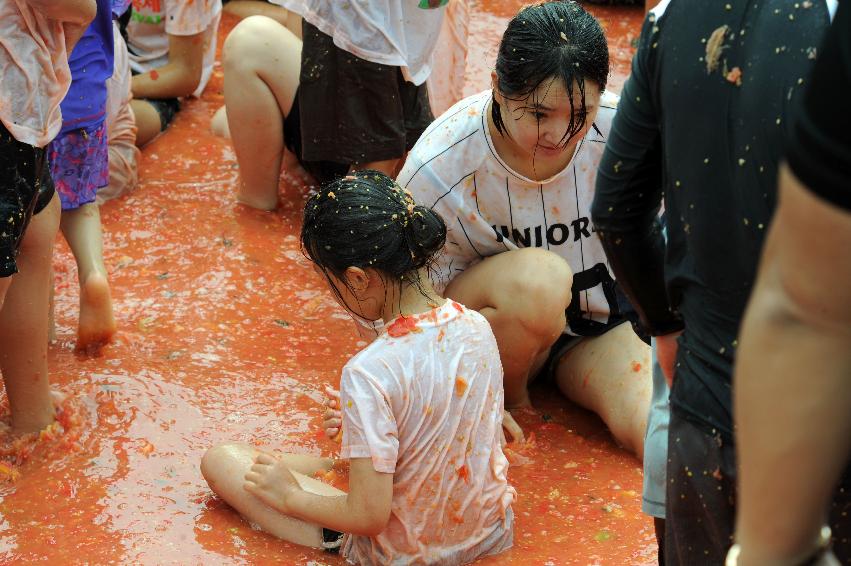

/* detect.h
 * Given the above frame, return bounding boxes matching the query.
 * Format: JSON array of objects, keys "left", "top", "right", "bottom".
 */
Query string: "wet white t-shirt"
[
  {"left": 340, "top": 300, "right": 515, "bottom": 565},
  {"left": 397, "top": 89, "right": 622, "bottom": 336},
  {"left": 274, "top": 0, "right": 445, "bottom": 85},
  {"left": 0, "top": 0, "right": 70, "bottom": 147},
  {"left": 126, "top": 0, "right": 222, "bottom": 97}
]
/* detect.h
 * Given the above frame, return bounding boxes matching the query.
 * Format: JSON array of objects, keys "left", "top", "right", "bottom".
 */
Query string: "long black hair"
[
  {"left": 301, "top": 170, "right": 446, "bottom": 309},
  {"left": 492, "top": 0, "right": 609, "bottom": 148}
]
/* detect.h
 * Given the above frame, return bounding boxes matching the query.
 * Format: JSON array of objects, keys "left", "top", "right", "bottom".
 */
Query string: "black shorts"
[
  {"left": 128, "top": 70, "right": 181, "bottom": 132},
  {"left": 285, "top": 20, "right": 434, "bottom": 185},
  {"left": 0, "top": 122, "right": 56, "bottom": 278},
  {"left": 137, "top": 97, "right": 181, "bottom": 132}
]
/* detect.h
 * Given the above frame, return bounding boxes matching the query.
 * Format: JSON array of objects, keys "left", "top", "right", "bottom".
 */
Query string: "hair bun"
[{"left": 405, "top": 205, "right": 447, "bottom": 271}]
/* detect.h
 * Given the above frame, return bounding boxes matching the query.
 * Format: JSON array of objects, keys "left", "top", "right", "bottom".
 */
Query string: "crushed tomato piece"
[{"left": 387, "top": 315, "right": 422, "bottom": 337}]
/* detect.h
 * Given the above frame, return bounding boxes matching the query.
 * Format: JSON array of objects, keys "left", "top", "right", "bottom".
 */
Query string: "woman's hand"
[
  {"left": 323, "top": 386, "right": 343, "bottom": 440},
  {"left": 243, "top": 452, "right": 301, "bottom": 514}
]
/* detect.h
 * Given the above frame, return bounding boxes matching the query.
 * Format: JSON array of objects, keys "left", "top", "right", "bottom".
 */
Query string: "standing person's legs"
[
  {"left": 443, "top": 248, "right": 573, "bottom": 408},
  {"left": 554, "top": 322, "right": 652, "bottom": 458},
  {"left": 665, "top": 411, "right": 736, "bottom": 565},
  {"left": 60, "top": 203, "right": 116, "bottom": 351},
  {"left": 201, "top": 442, "right": 340, "bottom": 547},
  {"left": 223, "top": 16, "right": 301, "bottom": 210},
  {"left": 642, "top": 342, "right": 670, "bottom": 563},
  {"left": 51, "top": 123, "right": 116, "bottom": 352},
  {"left": 0, "top": 193, "right": 61, "bottom": 434}
]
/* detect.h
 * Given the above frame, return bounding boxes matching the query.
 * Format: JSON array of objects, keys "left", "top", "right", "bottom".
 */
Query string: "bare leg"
[
  {"left": 201, "top": 442, "right": 339, "bottom": 547},
  {"left": 210, "top": 106, "right": 230, "bottom": 138},
  {"left": 60, "top": 202, "right": 116, "bottom": 352},
  {"left": 444, "top": 248, "right": 573, "bottom": 408},
  {"left": 555, "top": 322, "right": 652, "bottom": 459},
  {"left": 222, "top": 0, "right": 302, "bottom": 37},
  {"left": 224, "top": 16, "right": 302, "bottom": 210},
  {"left": 0, "top": 193, "right": 60, "bottom": 434},
  {"left": 131, "top": 99, "right": 164, "bottom": 148}
]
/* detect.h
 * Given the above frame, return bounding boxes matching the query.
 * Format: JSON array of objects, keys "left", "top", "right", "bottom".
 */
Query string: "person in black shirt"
[
  {"left": 731, "top": 4, "right": 851, "bottom": 565},
  {"left": 590, "top": 0, "right": 842, "bottom": 563}
]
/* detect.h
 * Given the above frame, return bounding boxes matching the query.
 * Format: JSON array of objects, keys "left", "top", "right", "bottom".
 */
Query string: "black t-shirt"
[
  {"left": 787, "top": 2, "right": 851, "bottom": 210},
  {"left": 591, "top": 0, "right": 831, "bottom": 439}
]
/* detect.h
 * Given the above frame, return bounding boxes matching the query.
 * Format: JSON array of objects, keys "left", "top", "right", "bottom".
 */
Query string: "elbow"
[
  {"left": 176, "top": 69, "right": 202, "bottom": 98},
  {"left": 350, "top": 507, "right": 391, "bottom": 537},
  {"left": 169, "top": 62, "right": 203, "bottom": 98}
]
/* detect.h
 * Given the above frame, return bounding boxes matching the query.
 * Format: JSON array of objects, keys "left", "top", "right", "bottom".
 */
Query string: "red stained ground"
[{"left": 0, "top": 1, "right": 653, "bottom": 564}]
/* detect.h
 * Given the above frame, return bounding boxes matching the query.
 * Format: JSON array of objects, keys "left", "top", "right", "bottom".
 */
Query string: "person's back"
[
  {"left": 340, "top": 300, "right": 514, "bottom": 564},
  {"left": 596, "top": 0, "right": 832, "bottom": 437},
  {"left": 591, "top": 0, "right": 836, "bottom": 562}
]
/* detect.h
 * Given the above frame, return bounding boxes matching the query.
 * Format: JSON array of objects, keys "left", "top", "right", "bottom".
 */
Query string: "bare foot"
[{"left": 76, "top": 272, "right": 116, "bottom": 354}]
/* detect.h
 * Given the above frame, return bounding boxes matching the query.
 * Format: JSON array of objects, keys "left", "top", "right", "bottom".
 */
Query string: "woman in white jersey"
[{"left": 397, "top": 1, "right": 651, "bottom": 456}]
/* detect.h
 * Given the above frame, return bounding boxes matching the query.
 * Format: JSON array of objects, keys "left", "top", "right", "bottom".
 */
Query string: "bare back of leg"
[
  {"left": 201, "top": 442, "right": 340, "bottom": 547},
  {"left": 443, "top": 248, "right": 572, "bottom": 408},
  {"left": 0, "top": 193, "right": 60, "bottom": 434},
  {"left": 224, "top": 16, "right": 302, "bottom": 210}
]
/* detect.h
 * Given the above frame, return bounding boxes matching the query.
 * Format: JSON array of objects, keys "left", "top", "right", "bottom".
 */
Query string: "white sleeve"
[{"left": 398, "top": 156, "right": 478, "bottom": 295}]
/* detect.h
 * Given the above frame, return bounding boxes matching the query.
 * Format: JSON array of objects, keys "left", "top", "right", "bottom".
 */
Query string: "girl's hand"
[
  {"left": 502, "top": 409, "right": 525, "bottom": 444},
  {"left": 243, "top": 452, "right": 301, "bottom": 514},
  {"left": 323, "top": 386, "right": 342, "bottom": 440}
]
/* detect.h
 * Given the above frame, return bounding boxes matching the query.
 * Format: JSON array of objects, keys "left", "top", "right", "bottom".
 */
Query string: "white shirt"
[
  {"left": 397, "top": 89, "right": 622, "bottom": 336},
  {"left": 126, "top": 0, "right": 222, "bottom": 98},
  {"left": 0, "top": 0, "right": 70, "bottom": 147},
  {"left": 274, "top": 0, "right": 445, "bottom": 85},
  {"left": 340, "top": 300, "right": 514, "bottom": 565}
]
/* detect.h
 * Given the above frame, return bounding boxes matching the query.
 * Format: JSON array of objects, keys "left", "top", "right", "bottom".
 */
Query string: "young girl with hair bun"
[{"left": 201, "top": 171, "right": 515, "bottom": 565}]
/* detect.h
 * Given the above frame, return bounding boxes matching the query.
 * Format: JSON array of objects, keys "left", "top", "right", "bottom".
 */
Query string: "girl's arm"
[
  {"left": 132, "top": 31, "right": 205, "bottom": 99},
  {"left": 245, "top": 454, "right": 393, "bottom": 537}
]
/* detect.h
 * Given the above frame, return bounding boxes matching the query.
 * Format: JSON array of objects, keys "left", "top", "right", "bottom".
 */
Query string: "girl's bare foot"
[{"left": 76, "top": 272, "right": 116, "bottom": 354}]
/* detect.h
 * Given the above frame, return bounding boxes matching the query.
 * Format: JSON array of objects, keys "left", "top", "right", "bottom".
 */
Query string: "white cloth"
[
  {"left": 0, "top": 0, "right": 70, "bottom": 147},
  {"left": 339, "top": 300, "right": 514, "bottom": 565},
  {"left": 397, "top": 89, "right": 621, "bottom": 335},
  {"left": 274, "top": 0, "right": 445, "bottom": 85},
  {"left": 126, "top": 0, "right": 222, "bottom": 97},
  {"left": 98, "top": 20, "right": 140, "bottom": 204},
  {"left": 427, "top": 0, "right": 470, "bottom": 116}
]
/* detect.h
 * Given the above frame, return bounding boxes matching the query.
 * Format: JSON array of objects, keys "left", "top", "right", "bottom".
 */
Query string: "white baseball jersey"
[{"left": 398, "top": 89, "right": 623, "bottom": 336}]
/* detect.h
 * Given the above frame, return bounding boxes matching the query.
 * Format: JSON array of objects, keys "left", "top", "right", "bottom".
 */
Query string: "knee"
[
  {"left": 223, "top": 16, "right": 284, "bottom": 70},
  {"left": 502, "top": 250, "right": 572, "bottom": 334},
  {"left": 200, "top": 442, "right": 247, "bottom": 484}
]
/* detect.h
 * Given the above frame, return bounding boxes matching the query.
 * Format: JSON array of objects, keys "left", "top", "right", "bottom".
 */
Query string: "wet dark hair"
[
  {"left": 492, "top": 0, "right": 609, "bottom": 147},
  {"left": 301, "top": 170, "right": 446, "bottom": 304}
]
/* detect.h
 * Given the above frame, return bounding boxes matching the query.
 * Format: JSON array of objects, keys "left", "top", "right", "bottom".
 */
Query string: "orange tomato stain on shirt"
[
  {"left": 455, "top": 376, "right": 468, "bottom": 396},
  {"left": 387, "top": 315, "right": 422, "bottom": 337},
  {"left": 631, "top": 361, "right": 642, "bottom": 373}
]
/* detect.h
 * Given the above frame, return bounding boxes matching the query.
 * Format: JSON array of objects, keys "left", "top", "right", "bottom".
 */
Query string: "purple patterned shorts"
[{"left": 49, "top": 122, "right": 109, "bottom": 211}]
